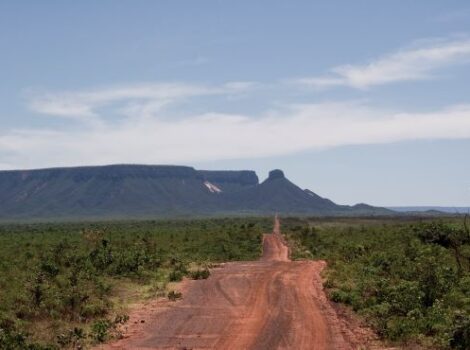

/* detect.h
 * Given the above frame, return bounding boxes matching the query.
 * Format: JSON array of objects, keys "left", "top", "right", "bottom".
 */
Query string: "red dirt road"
[{"left": 102, "top": 217, "right": 375, "bottom": 349}]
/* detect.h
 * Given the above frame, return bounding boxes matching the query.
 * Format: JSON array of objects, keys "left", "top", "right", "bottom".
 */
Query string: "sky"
[{"left": 1, "top": 0, "right": 470, "bottom": 206}]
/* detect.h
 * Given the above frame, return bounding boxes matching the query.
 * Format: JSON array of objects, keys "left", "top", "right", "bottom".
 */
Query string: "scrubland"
[
  {"left": 285, "top": 216, "right": 470, "bottom": 349},
  {"left": 1, "top": 216, "right": 469, "bottom": 349},
  {"left": 0, "top": 218, "right": 268, "bottom": 348}
]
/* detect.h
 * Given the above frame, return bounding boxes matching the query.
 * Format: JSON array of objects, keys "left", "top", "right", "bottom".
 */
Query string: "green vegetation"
[
  {"left": 0, "top": 218, "right": 268, "bottom": 349},
  {"left": 3, "top": 215, "right": 469, "bottom": 349},
  {"left": 285, "top": 217, "right": 470, "bottom": 349}
]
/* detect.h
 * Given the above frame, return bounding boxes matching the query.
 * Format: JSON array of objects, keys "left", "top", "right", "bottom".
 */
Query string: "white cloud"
[
  {"left": 2, "top": 101, "right": 470, "bottom": 169},
  {"left": 294, "top": 38, "right": 470, "bottom": 89},
  {"left": 5, "top": 58, "right": 470, "bottom": 170},
  {"left": 28, "top": 81, "right": 256, "bottom": 120}
]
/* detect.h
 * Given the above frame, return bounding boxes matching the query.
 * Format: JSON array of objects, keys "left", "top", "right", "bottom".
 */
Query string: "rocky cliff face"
[
  {"left": 267, "top": 169, "right": 285, "bottom": 180},
  {"left": 0, "top": 165, "right": 210, "bottom": 220},
  {"left": 198, "top": 170, "right": 259, "bottom": 192}
]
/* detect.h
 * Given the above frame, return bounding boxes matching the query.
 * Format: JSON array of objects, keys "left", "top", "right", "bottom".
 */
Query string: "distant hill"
[
  {"left": 0, "top": 165, "right": 392, "bottom": 221},
  {"left": 388, "top": 206, "right": 470, "bottom": 214},
  {"left": 222, "top": 169, "right": 341, "bottom": 214}
]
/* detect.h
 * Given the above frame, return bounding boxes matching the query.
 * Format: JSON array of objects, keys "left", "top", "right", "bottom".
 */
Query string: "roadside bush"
[
  {"left": 90, "top": 319, "right": 113, "bottom": 343},
  {"left": 168, "top": 269, "right": 184, "bottom": 282},
  {"left": 89, "top": 314, "right": 129, "bottom": 344},
  {"left": 168, "top": 290, "right": 183, "bottom": 301},
  {"left": 189, "top": 268, "right": 210, "bottom": 280},
  {"left": 56, "top": 328, "right": 85, "bottom": 348}
]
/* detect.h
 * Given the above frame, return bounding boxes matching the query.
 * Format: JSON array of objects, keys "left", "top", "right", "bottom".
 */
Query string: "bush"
[
  {"left": 189, "top": 268, "right": 210, "bottom": 280},
  {"left": 56, "top": 327, "right": 85, "bottom": 348},
  {"left": 450, "top": 313, "right": 470, "bottom": 350},
  {"left": 167, "top": 291, "right": 182, "bottom": 301},
  {"left": 90, "top": 319, "right": 113, "bottom": 343},
  {"left": 168, "top": 269, "right": 185, "bottom": 282},
  {"left": 0, "top": 327, "right": 57, "bottom": 350}
]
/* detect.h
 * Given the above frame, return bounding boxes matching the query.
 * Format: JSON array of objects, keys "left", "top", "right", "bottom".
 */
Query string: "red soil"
[{"left": 99, "top": 217, "right": 379, "bottom": 349}]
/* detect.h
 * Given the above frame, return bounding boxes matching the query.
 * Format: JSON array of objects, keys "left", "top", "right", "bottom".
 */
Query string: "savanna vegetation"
[
  {"left": 2, "top": 215, "right": 469, "bottom": 349},
  {"left": 285, "top": 216, "right": 470, "bottom": 349},
  {"left": 0, "top": 218, "right": 269, "bottom": 349}
]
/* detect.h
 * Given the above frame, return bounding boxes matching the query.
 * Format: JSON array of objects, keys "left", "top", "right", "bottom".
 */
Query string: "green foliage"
[
  {"left": 168, "top": 260, "right": 188, "bottom": 282},
  {"left": 56, "top": 328, "right": 85, "bottom": 348},
  {"left": 285, "top": 217, "right": 470, "bottom": 349},
  {"left": 0, "top": 327, "right": 57, "bottom": 350},
  {"left": 90, "top": 319, "right": 113, "bottom": 343},
  {"left": 450, "top": 312, "right": 470, "bottom": 349},
  {"left": 0, "top": 217, "right": 265, "bottom": 348},
  {"left": 189, "top": 268, "right": 210, "bottom": 280},
  {"left": 90, "top": 314, "right": 130, "bottom": 344}
]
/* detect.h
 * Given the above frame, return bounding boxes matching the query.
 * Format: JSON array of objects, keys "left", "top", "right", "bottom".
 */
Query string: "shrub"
[
  {"left": 0, "top": 327, "right": 57, "bottom": 350},
  {"left": 450, "top": 313, "right": 470, "bottom": 350},
  {"left": 167, "top": 291, "right": 182, "bottom": 301},
  {"left": 90, "top": 319, "right": 113, "bottom": 343},
  {"left": 168, "top": 269, "right": 185, "bottom": 282},
  {"left": 56, "top": 327, "right": 85, "bottom": 348},
  {"left": 189, "top": 268, "right": 210, "bottom": 280}
]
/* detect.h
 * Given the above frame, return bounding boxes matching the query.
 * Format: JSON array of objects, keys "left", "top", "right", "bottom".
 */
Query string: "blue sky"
[{"left": 1, "top": 1, "right": 470, "bottom": 206}]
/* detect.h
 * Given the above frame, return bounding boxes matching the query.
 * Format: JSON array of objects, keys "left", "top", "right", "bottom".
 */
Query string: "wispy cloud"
[
  {"left": 28, "top": 81, "right": 256, "bottom": 120},
  {"left": 294, "top": 38, "right": 470, "bottom": 89},
  {"left": 2, "top": 101, "right": 470, "bottom": 169}
]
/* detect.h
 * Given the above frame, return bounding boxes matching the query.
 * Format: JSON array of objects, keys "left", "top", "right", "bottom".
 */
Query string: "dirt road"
[{"left": 103, "top": 217, "right": 373, "bottom": 349}]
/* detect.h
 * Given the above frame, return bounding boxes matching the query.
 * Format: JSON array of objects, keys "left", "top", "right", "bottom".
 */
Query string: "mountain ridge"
[{"left": 0, "top": 164, "right": 392, "bottom": 220}]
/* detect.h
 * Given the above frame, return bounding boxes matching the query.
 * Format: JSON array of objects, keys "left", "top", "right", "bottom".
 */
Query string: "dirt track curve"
[{"left": 102, "top": 216, "right": 375, "bottom": 350}]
